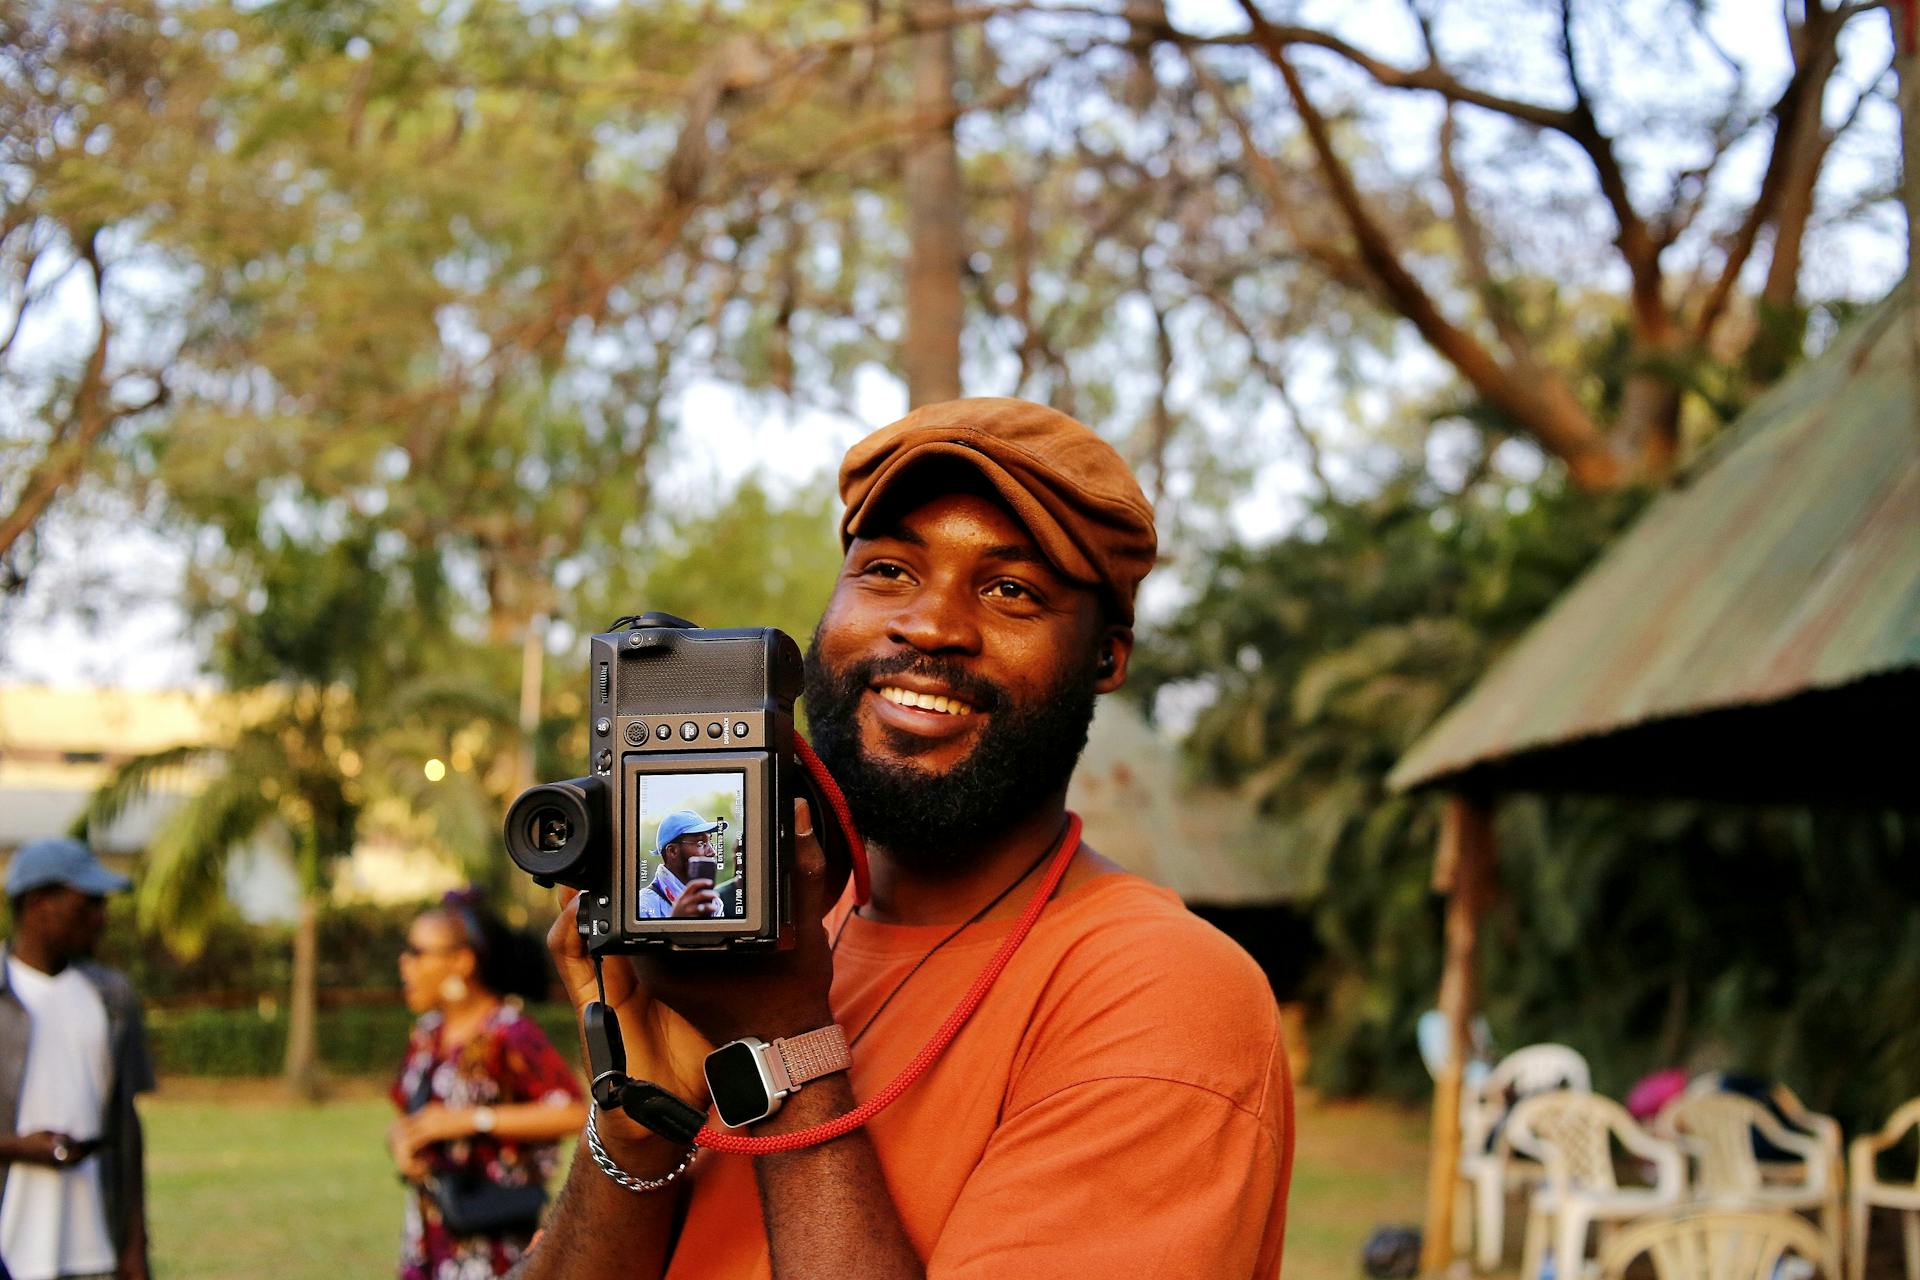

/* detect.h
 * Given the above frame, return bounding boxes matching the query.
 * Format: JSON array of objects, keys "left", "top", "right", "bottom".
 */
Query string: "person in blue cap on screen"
[
  {"left": 636, "top": 812, "right": 729, "bottom": 920},
  {"left": 1, "top": 836, "right": 153, "bottom": 1280}
]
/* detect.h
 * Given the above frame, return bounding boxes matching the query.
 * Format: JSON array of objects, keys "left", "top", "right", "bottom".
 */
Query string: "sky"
[{"left": 0, "top": 0, "right": 1905, "bottom": 690}]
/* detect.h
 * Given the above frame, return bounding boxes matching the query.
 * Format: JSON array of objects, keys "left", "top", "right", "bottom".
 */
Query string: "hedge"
[
  {"left": 85, "top": 899, "right": 566, "bottom": 1008},
  {"left": 147, "top": 1002, "right": 582, "bottom": 1077}
]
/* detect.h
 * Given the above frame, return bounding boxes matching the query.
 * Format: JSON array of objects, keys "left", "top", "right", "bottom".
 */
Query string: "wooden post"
[
  {"left": 517, "top": 611, "right": 548, "bottom": 792},
  {"left": 1420, "top": 793, "right": 1498, "bottom": 1275}
]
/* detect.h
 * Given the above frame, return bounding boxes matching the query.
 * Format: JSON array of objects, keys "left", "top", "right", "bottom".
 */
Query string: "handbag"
[
  {"left": 423, "top": 1171, "right": 548, "bottom": 1237},
  {"left": 405, "top": 1061, "right": 548, "bottom": 1237}
]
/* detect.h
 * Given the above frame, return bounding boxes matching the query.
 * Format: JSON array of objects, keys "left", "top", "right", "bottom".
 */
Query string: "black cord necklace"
[{"left": 830, "top": 820, "right": 1071, "bottom": 1051}]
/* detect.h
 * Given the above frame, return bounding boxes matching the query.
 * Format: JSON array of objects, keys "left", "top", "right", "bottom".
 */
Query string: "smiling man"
[
  {"left": 515, "top": 398, "right": 1293, "bottom": 1280},
  {"left": 638, "top": 813, "right": 728, "bottom": 920}
]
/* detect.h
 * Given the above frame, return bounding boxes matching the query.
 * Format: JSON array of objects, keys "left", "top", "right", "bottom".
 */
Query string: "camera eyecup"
[{"left": 503, "top": 776, "right": 605, "bottom": 888}]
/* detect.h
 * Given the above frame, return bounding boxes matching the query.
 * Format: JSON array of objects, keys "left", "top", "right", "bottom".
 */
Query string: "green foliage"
[
  {"left": 1144, "top": 476, "right": 1919, "bottom": 1131},
  {"left": 81, "top": 533, "right": 495, "bottom": 937},
  {"left": 145, "top": 1002, "right": 580, "bottom": 1077},
  {"left": 93, "top": 899, "right": 420, "bottom": 1003},
  {"left": 1485, "top": 802, "right": 1920, "bottom": 1128},
  {"left": 590, "top": 475, "right": 843, "bottom": 643},
  {"left": 1136, "top": 475, "right": 1637, "bottom": 1082},
  {"left": 544, "top": 476, "right": 844, "bottom": 776}
]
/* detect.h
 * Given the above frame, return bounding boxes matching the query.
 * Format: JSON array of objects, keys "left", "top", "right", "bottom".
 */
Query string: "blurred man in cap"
[
  {"left": 637, "top": 812, "right": 728, "bottom": 920},
  {"left": 518, "top": 399, "right": 1292, "bottom": 1280},
  {"left": 1, "top": 838, "right": 153, "bottom": 1280}
]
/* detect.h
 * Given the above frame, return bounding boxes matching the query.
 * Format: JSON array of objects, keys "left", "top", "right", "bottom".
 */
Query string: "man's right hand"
[
  {"left": 667, "top": 880, "right": 719, "bottom": 918},
  {"left": 2, "top": 1130, "right": 88, "bottom": 1168},
  {"left": 548, "top": 891, "right": 715, "bottom": 1159}
]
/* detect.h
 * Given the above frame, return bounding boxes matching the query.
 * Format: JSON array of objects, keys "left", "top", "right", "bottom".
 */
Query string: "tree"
[
  {"left": 902, "top": 0, "right": 967, "bottom": 404},
  {"left": 1197, "top": 0, "right": 1892, "bottom": 486},
  {"left": 78, "top": 533, "right": 510, "bottom": 1093},
  {"left": 0, "top": 1, "right": 201, "bottom": 588}
]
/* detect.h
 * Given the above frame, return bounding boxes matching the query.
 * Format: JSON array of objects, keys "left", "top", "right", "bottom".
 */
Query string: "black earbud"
[{"left": 1096, "top": 648, "right": 1117, "bottom": 677}]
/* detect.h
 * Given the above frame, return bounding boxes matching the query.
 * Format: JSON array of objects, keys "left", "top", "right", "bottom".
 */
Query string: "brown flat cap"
[{"left": 838, "top": 397, "right": 1158, "bottom": 623}]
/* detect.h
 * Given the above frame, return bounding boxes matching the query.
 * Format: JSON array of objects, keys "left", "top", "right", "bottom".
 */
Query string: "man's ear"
[{"left": 1093, "top": 626, "right": 1133, "bottom": 694}]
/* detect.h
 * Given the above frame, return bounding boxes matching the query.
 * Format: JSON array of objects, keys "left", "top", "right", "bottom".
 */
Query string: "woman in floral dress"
[{"left": 389, "top": 893, "right": 586, "bottom": 1280}]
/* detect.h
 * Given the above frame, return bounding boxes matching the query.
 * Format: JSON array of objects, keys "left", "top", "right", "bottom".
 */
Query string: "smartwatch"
[{"left": 704, "top": 1025, "right": 851, "bottom": 1128}]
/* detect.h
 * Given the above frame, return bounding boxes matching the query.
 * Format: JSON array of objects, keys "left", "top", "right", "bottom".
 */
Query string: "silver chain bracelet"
[{"left": 585, "top": 1106, "right": 699, "bottom": 1193}]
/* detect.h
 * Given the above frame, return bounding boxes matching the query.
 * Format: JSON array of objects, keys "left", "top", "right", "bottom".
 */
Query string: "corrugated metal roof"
[{"left": 1391, "top": 285, "right": 1920, "bottom": 798}]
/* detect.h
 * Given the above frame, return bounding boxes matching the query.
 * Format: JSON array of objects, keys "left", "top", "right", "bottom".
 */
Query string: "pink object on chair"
[{"left": 1626, "top": 1069, "right": 1691, "bottom": 1123}]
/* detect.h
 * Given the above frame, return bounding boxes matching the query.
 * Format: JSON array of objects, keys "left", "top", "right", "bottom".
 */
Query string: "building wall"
[{"left": 0, "top": 684, "right": 461, "bottom": 919}]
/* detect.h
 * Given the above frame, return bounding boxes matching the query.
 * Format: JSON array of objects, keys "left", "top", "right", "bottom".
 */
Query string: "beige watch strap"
[{"left": 772, "top": 1024, "right": 850, "bottom": 1088}]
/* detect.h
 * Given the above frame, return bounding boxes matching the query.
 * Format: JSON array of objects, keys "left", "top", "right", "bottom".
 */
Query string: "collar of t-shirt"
[{"left": 649, "top": 862, "right": 688, "bottom": 902}]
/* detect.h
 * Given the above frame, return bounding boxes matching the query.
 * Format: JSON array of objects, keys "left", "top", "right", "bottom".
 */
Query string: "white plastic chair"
[
  {"left": 1509, "top": 1089, "right": 1686, "bottom": 1280},
  {"left": 1671, "top": 1075, "right": 1845, "bottom": 1221},
  {"left": 1457, "top": 1045, "right": 1594, "bottom": 1270},
  {"left": 1666, "top": 1090, "right": 1838, "bottom": 1271},
  {"left": 1767, "top": 1082, "right": 1847, "bottom": 1257},
  {"left": 1848, "top": 1097, "right": 1920, "bottom": 1280},
  {"left": 1766, "top": 1082, "right": 1845, "bottom": 1194},
  {"left": 1598, "top": 1206, "right": 1832, "bottom": 1280}
]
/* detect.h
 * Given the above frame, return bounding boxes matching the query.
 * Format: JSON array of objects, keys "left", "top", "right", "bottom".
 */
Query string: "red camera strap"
[
  {"left": 690, "top": 737, "right": 1081, "bottom": 1155},
  {"left": 793, "top": 735, "right": 871, "bottom": 908}
]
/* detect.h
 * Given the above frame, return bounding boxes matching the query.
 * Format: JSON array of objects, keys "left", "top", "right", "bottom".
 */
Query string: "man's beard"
[{"left": 801, "top": 635, "right": 1099, "bottom": 873}]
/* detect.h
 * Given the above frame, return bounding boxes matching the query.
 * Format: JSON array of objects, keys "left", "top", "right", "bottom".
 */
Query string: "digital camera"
[{"left": 503, "top": 613, "right": 804, "bottom": 953}]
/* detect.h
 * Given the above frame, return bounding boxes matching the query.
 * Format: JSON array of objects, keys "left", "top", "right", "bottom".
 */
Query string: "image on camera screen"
[{"left": 635, "top": 772, "right": 747, "bottom": 922}]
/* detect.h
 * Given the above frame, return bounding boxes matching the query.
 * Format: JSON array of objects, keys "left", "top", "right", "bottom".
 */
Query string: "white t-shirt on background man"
[{"left": 0, "top": 955, "right": 117, "bottom": 1280}]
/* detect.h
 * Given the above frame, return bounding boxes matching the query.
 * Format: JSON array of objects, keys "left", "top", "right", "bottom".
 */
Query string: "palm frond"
[
  {"left": 379, "top": 677, "right": 516, "bottom": 730},
  {"left": 74, "top": 745, "right": 219, "bottom": 842},
  {"left": 434, "top": 768, "right": 508, "bottom": 890},
  {"left": 138, "top": 771, "right": 277, "bottom": 957}
]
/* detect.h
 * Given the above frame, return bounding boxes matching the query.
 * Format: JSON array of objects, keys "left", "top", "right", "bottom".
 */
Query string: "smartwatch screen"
[{"left": 706, "top": 1041, "right": 775, "bottom": 1128}]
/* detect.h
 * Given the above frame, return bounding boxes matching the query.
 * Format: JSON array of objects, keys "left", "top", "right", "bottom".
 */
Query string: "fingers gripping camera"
[{"left": 504, "top": 613, "right": 805, "bottom": 953}]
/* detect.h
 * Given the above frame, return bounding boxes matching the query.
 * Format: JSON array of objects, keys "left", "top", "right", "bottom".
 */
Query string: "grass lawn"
[
  {"left": 144, "top": 1084, "right": 414, "bottom": 1280},
  {"left": 141, "top": 1082, "right": 1429, "bottom": 1279},
  {"left": 1287, "top": 1092, "right": 1433, "bottom": 1280}
]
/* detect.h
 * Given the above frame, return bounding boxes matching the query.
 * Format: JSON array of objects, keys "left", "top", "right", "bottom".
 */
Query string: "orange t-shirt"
[{"left": 663, "top": 872, "right": 1295, "bottom": 1279}]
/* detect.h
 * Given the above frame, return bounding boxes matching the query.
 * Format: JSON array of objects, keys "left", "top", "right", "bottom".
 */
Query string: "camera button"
[
  {"left": 706, "top": 722, "right": 723, "bottom": 739},
  {"left": 734, "top": 721, "right": 750, "bottom": 739},
  {"left": 655, "top": 724, "right": 672, "bottom": 742},
  {"left": 680, "top": 721, "right": 699, "bottom": 741},
  {"left": 624, "top": 723, "right": 646, "bottom": 746}
]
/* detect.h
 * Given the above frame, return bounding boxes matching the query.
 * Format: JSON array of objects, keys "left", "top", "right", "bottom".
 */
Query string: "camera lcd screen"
[{"left": 634, "top": 771, "right": 748, "bottom": 922}]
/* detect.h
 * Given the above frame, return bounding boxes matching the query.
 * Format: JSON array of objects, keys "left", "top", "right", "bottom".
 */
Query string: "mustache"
[{"left": 842, "top": 653, "right": 1006, "bottom": 714}]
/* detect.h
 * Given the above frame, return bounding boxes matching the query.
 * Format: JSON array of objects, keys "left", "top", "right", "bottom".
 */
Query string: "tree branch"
[
  {"left": 1191, "top": 277, "right": 1332, "bottom": 498},
  {"left": 1554, "top": 0, "right": 1667, "bottom": 341},
  {"left": 1136, "top": 257, "right": 1176, "bottom": 512},
  {"left": 1437, "top": 104, "right": 1532, "bottom": 359},
  {"left": 0, "top": 238, "right": 170, "bottom": 563},
  {"left": 1689, "top": 0, "right": 1854, "bottom": 344},
  {"left": 1231, "top": 3, "right": 1619, "bottom": 486},
  {"left": 1182, "top": 55, "right": 1365, "bottom": 286}
]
